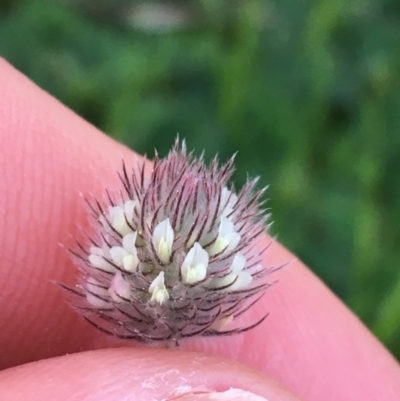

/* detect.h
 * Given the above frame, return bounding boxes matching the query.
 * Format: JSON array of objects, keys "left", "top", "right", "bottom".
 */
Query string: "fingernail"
[{"left": 170, "top": 388, "right": 269, "bottom": 401}]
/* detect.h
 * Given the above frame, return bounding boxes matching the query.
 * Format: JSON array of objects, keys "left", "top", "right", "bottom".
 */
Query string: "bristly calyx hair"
[{"left": 65, "top": 139, "right": 276, "bottom": 346}]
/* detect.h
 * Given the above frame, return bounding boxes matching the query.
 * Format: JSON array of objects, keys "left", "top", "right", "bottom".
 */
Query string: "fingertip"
[
  {"left": 0, "top": 348, "right": 299, "bottom": 401},
  {"left": 0, "top": 59, "right": 143, "bottom": 368}
]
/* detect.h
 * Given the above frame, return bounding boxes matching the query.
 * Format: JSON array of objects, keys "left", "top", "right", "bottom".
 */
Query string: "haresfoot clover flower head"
[{"left": 66, "top": 139, "right": 273, "bottom": 345}]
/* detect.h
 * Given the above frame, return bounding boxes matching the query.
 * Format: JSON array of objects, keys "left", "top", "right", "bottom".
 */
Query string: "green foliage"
[{"left": 1, "top": 0, "right": 400, "bottom": 356}]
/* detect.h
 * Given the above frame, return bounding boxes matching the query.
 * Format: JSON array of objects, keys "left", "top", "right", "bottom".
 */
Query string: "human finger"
[
  {"left": 0, "top": 58, "right": 399, "bottom": 401},
  {"left": 0, "top": 348, "right": 301, "bottom": 401}
]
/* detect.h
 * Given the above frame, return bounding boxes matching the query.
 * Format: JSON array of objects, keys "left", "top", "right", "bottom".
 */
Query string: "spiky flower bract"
[{"left": 66, "top": 139, "right": 273, "bottom": 345}]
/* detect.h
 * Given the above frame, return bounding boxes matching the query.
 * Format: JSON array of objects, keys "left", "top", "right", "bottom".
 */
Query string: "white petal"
[
  {"left": 110, "top": 237, "right": 139, "bottom": 272},
  {"left": 209, "top": 217, "right": 241, "bottom": 255},
  {"left": 89, "top": 246, "right": 103, "bottom": 256},
  {"left": 210, "top": 269, "right": 252, "bottom": 292},
  {"left": 101, "top": 245, "right": 111, "bottom": 259},
  {"left": 109, "top": 272, "right": 131, "bottom": 302},
  {"left": 108, "top": 206, "right": 132, "bottom": 236},
  {"left": 224, "top": 232, "right": 241, "bottom": 252},
  {"left": 86, "top": 277, "right": 109, "bottom": 308},
  {"left": 122, "top": 232, "right": 138, "bottom": 254},
  {"left": 181, "top": 247, "right": 195, "bottom": 271},
  {"left": 86, "top": 293, "right": 109, "bottom": 308},
  {"left": 153, "top": 218, "right": 174, "bottom": 248},
  {"left": 86, "top": 277, "right": 108, "bottom": 296},
  {"left": 122, "top": 254, "right": 139, "bottom": 272},
  {"left": 88, "top": 254, "right": 115, "bottom": 273},
  {"left": 213, "top": 272, "right": 236, "bottom": 288},
  {"left": 184, "top": 264, "right": 207, "bottom": 284},
  {"left": 220, "top": 188, "right": 237, "bottom": 218},
  {"left": 124, "top": 200, "right": 136, "bottom": 224},
  {"left": 149, "top": 271, "right": 169, "bottom": 304},
  {"left": 208, "top": 237, "right": 229, "bottom": 256},
  {"left": 239, "top": 271, "right": 253, "bottom": 287},
  {"left": 231, "top": 253, "right": 246, "bottom": 273},
  {"left": 219, "top": 217, "right": 235, "bottom": 236},
  {"left": 181, "top": 242, "right": 209, "bottom": 284},
  {"left": 182, "top": 242, "right": 209, "bottom": 271},
  {"left": 148, "top": 271, "right": 164, "bottom": 292},
  {"left": 110, "top": 246, "right": 129, "bottom": 264},
  {"left": 152, "top": 218, "right": 174, "bottom": 264},
  {"left": 230, "top": 271, "right": 253, "bottom": 291},
  {"left": 220, "top": 187, "right": 231, "bottom": 206},
  {"left": 192, "top": 242, "right": 209, "bottom": 266}
]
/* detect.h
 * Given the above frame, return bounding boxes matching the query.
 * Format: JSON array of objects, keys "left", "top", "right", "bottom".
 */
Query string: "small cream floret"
[
  {"left": 109, "top": 272, "right": 131, "bottom": 302},
  {"left": 122, "top": 232, "right": 138, "bottom": 253},
  {"left": 110, "top": 246, "right": 129, "bottom": 264},
  {"left": 149, "top": 271, "right": 170, "bottom": 304},
  {"left": 231, "top": 252, "right": 246, "bottom": 273},
  {"left": 152, "top": 218, "right": 174, "bottom": 264},
  {"left": 210, "top": 252, "right": 252, "bottom": 291},
  {"left": 123, "top": 254, "right": 139, "bottom": 272},
  {"left": 109, "top": 244, "right": 139, "bottom": 273},
  {"left": 209, "top": 217, "right": 241, "bottom": 256},
  {"left": 88, "top": 246, "right": 115, "bottom": 272},
  {"left": 108, "top": 205, "right": 132, "bottom": 236},
  {"left": 220, "top": 187, "right": 238, "bottom": 218},
  {"left": 229, "top": 252, "right": 253, "bottom": 291},
  {"left": 86, "top": 277, "right": 109, "bottom": 308},
  {"left": 122, "top": 232, "right": 140, "bottom": 271},
  {"left": 232, "top": 271, "right": 252, "bottom": 290},
  {"left": 86, "top": 277, "right": 108, "bottom": 296},
  {"left": 230, "top": 253, "right": 252, "bottom": 290},
  {"left": 181, "top": 242, "right": 209, "bottom": 284},
  {"left": 123, "top": 200, "right": 136, "bottom": 224}
]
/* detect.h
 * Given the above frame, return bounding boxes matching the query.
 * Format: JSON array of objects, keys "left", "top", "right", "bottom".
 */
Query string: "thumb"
[{"left": 0, "top": 348, "right": 301, "bottom": 401}]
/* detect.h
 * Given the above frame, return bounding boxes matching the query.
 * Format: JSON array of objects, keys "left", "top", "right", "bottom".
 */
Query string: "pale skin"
[{"left": 0, "top": 58, "right": 399, "bottom": 401}]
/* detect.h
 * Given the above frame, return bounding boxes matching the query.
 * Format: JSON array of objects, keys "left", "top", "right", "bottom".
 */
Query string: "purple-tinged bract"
[{"left": 67, "top": 139, "right": 273, "bottom": 345}]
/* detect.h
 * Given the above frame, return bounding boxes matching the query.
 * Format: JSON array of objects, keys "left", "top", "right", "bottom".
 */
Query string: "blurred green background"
[{"left": 1, "top": 0, "right": 399, "bottom": 358}]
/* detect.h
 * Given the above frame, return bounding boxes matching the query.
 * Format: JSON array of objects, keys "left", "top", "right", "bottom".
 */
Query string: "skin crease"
[{"left": 0, "top": 58, "right": 399, "bottom": 400}]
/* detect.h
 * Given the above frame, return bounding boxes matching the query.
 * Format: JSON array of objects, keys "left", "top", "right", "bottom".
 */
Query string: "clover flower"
[{"left": 65, "top": 139, "right": 273, "bottom": 345}]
